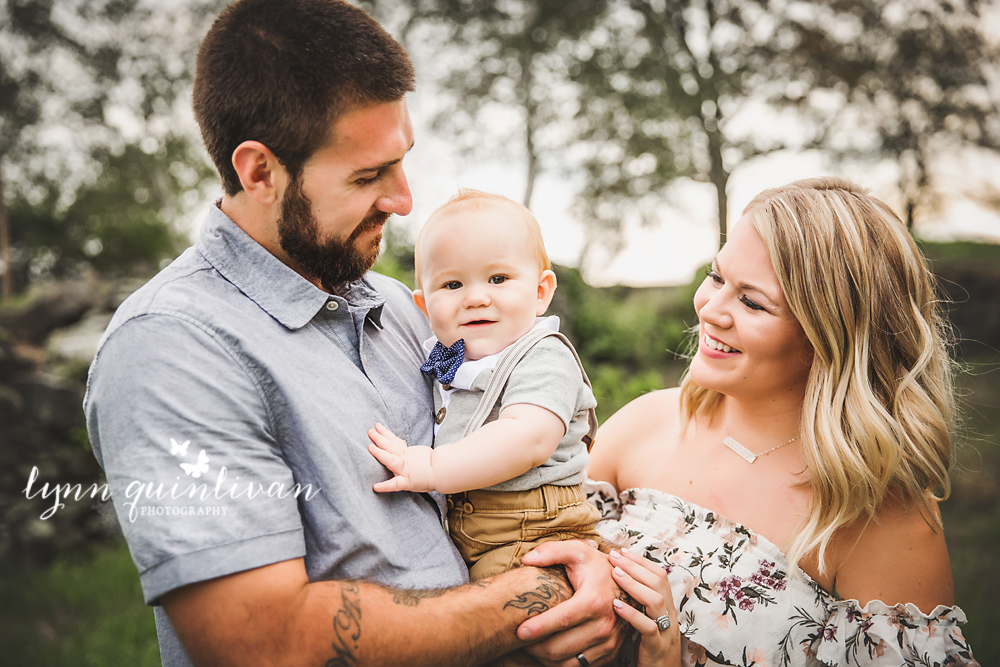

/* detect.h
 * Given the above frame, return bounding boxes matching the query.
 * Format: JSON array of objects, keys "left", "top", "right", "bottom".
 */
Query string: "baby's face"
[{"left": 414, "top": 202, "right": 554, "bottom": 361}]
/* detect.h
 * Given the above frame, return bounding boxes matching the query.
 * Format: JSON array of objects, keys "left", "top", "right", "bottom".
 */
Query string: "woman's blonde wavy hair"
[{"left": 679, "top": 177, "right": 956, "bottom": 574}]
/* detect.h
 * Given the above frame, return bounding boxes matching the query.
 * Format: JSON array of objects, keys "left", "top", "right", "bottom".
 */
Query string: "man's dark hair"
[{"left": 193, "top": 0, "right": 415, "bottom": 196}]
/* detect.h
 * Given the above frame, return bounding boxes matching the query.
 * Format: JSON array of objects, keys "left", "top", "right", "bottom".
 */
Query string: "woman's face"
[{"left": 689, "top": 215, "right": 813, "bottom": 403}]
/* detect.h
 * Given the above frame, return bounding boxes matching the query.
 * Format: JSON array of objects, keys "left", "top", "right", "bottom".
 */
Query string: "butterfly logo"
[
  {"left": 179, "top": 450, "right": 210, "bottom": 478},
  {"left": 169, "top": 438, "right": 190, "bottom": 457}
]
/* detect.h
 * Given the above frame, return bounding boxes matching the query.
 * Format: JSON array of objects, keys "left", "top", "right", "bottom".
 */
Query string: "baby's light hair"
[
  {"left": 679, "top": 177, "right": 956, "bottom": 575},
  {"left": 414, "top": 189, "right": 551, "bottom": 288}
]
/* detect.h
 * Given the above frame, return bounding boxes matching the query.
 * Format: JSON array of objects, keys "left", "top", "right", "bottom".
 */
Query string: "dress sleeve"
[
  {"left": 583, "top": 477, "right": 622, "bottom": 521},
  {"left": 813, "top": 600, "right": 979, "bottom": 666}
]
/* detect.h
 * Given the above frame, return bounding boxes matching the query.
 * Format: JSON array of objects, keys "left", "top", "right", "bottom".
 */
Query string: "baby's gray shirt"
[{"left": 432, "top": 336, "right": 597, "bottom": 491}]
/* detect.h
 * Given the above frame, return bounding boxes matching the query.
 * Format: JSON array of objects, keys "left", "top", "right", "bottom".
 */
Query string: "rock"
[
  {"left": 47, "top": 312, "right": 114, "bottom": 366},
  {"left": 0, "top": 279, "right": 101, "bottom": 346},
  {"left": 0, "top": 322, "right": 114, "bottom": 565}
]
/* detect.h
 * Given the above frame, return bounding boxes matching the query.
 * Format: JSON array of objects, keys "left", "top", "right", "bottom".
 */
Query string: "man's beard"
[{"left": 277, "top": 175, "right": 388, "bottom": 293}]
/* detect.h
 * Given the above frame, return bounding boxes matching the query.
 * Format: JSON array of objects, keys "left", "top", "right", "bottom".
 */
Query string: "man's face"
[{"left": 277, "top": 100, "right": 414, "bottom": 292}]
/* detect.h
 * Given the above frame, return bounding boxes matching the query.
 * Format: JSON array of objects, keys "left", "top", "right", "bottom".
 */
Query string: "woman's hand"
[{"left": 609, "top": 548, "right": 680, "bottom": 667}]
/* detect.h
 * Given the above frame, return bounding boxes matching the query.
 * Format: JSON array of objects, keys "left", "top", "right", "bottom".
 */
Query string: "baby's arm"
[{"left": 368, "top": 404, "right": 565, "bottom": 494}]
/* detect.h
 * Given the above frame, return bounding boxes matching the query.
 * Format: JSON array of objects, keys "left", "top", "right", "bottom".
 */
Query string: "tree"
[
  {"left": 396, "top": 0, "right": 609, "bottom": 207},
  {"left": 767, "top": 0, "right": 1000, "bottom": 228},
  {"left": 575, "top": 0, "right": 1000, "bottom": 251},
  {"left": 0, "top": 0, "right": 224, "bottom": 295}
]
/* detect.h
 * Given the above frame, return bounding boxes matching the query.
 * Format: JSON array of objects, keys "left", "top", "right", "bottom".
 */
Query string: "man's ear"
[
  {"left": 535, "top": 269, "right": 557, "bottom": 315},
  {"left": 412, "top": 289, "right": 430, "bottom": 319},
  {"left": 231, "top": 141, "right": 287, "bottom": 206}
]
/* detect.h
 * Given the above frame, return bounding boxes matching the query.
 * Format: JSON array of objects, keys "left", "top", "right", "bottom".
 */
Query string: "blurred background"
[{"left": 0, "top": 0, "right": 997, "bottom": 664}]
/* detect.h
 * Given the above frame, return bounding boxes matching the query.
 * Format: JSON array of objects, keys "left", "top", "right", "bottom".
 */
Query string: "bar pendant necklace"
[{"left": 723, "top": 420, "right": 799, "bottom": 464}]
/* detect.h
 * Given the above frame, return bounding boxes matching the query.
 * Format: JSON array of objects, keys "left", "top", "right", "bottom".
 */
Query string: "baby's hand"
[
  {"left": 610, "top": 548, "right": 681, "bottom": 667},
  {"left": 367, "top": 422, "right": 437, "bottom": 492}
]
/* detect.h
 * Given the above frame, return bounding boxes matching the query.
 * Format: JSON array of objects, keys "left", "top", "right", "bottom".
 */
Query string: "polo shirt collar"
[{"left": 195, "top": 204, "right": 386, "bottom": 330}]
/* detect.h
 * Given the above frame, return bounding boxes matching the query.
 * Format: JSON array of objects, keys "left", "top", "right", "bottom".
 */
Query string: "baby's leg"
[
  {"left": 451, "top": 486, "right": 602, "bottom": 667},
  {"left": 449, "top": 485, "right": 601, "bottom": 579}
]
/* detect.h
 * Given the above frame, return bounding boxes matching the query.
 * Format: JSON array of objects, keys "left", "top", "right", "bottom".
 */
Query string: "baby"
[{"left": 367, "top": 188, "right": 601, "bottom": 584}]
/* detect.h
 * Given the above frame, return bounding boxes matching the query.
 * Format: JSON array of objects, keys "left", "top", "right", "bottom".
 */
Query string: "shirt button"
[
  {"left": 435, "top": 407, "right": 447, "bottom": 424},
  {"left": 463, "top": 502, "right": 474, "bottom": 514},
  {"left": 326, "top": 301, "right": 339, "bottom": 311}
]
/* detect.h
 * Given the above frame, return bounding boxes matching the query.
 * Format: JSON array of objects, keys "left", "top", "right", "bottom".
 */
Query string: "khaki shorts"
[{"left": 447, "top": 483, "right": 601, "bottom": 581}]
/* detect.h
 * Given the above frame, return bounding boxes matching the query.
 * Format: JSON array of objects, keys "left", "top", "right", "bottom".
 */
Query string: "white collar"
[{"left": 422, "top": 315, "right": 561, "bottom": 391}]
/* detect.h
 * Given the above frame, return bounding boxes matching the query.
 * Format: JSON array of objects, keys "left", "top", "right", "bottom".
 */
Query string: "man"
[{"left": 84, "top": 1, "right": 623, "bottom": 666}]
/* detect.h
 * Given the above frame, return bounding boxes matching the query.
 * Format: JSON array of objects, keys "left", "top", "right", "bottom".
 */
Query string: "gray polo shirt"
[{"left": 84, "top": 204, "right": 468, "bottom": 667}]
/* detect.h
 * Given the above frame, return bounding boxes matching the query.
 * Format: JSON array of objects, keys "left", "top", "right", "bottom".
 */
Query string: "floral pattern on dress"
[{"left": 584, "top": 480, "right": 979, "bottom": 667}]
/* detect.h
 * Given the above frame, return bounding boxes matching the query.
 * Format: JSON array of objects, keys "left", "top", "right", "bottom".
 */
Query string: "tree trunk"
[
  {"left": 706, "top": 124, "right": 729, "bottom": 248},
  {"left": 520, "top": 48, "right": 538, "bottom": 208},
  {"left": 523, "top": 121, "right": 537, "bottom": 209},
  {"left": 0, "top": 151, "right": 10, "bottom": 300}
]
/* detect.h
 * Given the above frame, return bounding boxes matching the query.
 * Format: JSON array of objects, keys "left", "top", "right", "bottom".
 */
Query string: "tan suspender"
[{"left": 460, "top": 328, "right": 598, "bottom": 452}]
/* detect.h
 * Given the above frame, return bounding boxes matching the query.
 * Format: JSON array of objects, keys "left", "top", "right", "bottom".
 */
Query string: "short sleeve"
[
  {"left": 499, "top": 336, "right": 590, "bottom": 429},
  {"left": 85, "top": 314, "right": 306, "bottom": 604},
  {"left": 813, "top": 600, "right": 979, "bottom": 666}
]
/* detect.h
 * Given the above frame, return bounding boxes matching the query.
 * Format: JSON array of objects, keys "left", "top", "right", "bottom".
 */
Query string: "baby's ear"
[
  {"left": 412, "top": 289, "right": 430, "bottom": 319},
  {"left": 535, "top": 270, "right": 557, "bottom": 315}
]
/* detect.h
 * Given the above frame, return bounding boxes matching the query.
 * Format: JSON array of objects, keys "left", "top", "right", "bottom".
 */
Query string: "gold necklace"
[{"left": 722, "top": 419, "right": 799, "bottom": 464}]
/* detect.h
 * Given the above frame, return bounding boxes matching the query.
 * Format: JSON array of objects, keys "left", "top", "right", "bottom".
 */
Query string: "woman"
[{"left": 592, "top": 178, "right": 978, "bottom": 666}]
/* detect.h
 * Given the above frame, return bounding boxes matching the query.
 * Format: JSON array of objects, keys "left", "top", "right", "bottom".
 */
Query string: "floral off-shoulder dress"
[{"left": 585, "top": 481, "right": 979, "bottom": 667}]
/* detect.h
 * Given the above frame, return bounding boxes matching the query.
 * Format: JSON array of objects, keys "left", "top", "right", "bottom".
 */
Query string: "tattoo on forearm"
[
  {"left": 325, "top": 582, "right": 362, "bottom": 667},
  {"left": 502, "top": 567, "right": 572, "bottom": 618},
  {"left": 391, "top": 587, "right": 449, "bottom": 606}
]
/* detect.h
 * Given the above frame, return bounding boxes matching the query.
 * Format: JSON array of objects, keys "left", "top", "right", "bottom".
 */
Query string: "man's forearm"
[
  {"left": 166, "top": 559, "right": 573, "bottom": 667},
  {"left": 315, "top": 565, "right": 572, "bottom": 667}
]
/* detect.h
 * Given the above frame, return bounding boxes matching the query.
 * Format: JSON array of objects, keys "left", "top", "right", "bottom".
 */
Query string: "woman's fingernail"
[
  {"left": 585, "top": 539, "right": 598, "bottom": 548},
  {"left": 609, "top": 550, "right": 621, "bottom": 559},
  {"left": 622, "top": 547, "right": 634, "bottom": 556},
  {"left": 613, "top": 599, "right": 624, "bottom": 609},
  {"left": 518, "top": 626, "right": 531, "bottom": 640},
  {"left": 614, "top": 566, "right": 625, "bottom": 576}
]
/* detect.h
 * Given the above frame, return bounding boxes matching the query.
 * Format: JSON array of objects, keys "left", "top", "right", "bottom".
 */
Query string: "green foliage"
[
  {"left": 548, "top": 264, "right": 700, "bottom": 421},
  {"left": 589, "top": 363, "right": 666, "bottom": 423},
  {"left": 919, "top": 240, "right": 1000, "bottom": 267},
  {"left": 553, "top": 264, "right": 698, "bottom": 367},
  {"left": 0, "top": 541, "right": 159, "bottom": 667},
  {"left": 0, "top": 0, "right": 225, "bottom": 294},
  {"left": 941, "top": 361, "right": 1000, "bottom": 664},
  {"left": 372, "top": 221, "right": 417, "bottom": 289},
  {"left": 5, "top": 138, "right": 206, "bottom": 288}
]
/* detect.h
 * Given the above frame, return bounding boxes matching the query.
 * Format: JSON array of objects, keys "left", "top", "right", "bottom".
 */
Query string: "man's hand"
[
  {"left": 518, "top": 540, "right": 625, "bottom": 667},
  {"left": 368, "top": 422, "right": 436, "bottom": 492}
]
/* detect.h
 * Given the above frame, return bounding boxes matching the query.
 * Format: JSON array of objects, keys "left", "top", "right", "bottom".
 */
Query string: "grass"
[
  {"left": 942, "top": 359, "right": 1000, "bottom": 664},
  {"left": 0, "top": 542, "right": 159, "bottom": 667}
]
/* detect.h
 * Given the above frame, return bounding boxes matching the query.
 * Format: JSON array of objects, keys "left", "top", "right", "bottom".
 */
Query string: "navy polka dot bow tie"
[{"left": 420, "top": 339, "right": 465, "bottom": 385}]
